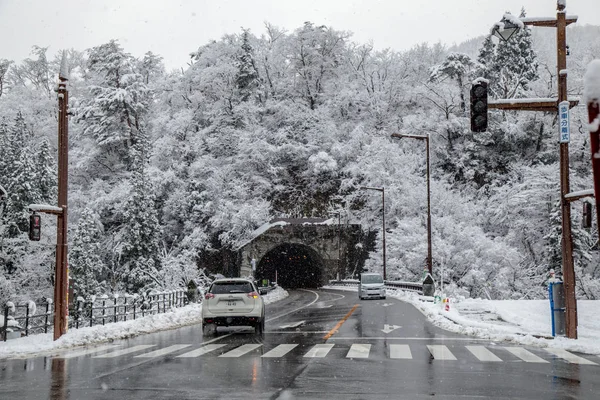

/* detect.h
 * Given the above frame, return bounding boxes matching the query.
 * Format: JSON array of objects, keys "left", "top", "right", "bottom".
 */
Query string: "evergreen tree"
[
  {"left": 475, "top": 35, "right": 498, "bottom": 84},
  {"left": 118, "top": 141, "right": 162, "bottom": 293},
  {"left": 235, "top": 29, "right": 262, "bottom": 103},
  {"left": 70, "top": 208, "right": 107, "bottom": 298},
  {"left": 77, "top": 40, "right": 149, "bottom": 166},
  {"left": 33, "top": 139, "right": 56, "bottom": 203}
]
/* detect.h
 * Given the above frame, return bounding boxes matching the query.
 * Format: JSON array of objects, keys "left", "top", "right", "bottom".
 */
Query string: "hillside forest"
[{"left": 1, "top": 16, "right": 599, "bottom": 305}]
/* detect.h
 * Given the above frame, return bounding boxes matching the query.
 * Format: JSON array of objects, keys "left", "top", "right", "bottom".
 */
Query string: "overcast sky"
[{"left": 1, "top": 0, "right": 598, "bottom": 70}]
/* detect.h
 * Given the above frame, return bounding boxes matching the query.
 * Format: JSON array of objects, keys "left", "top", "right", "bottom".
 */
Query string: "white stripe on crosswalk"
[
  {"left": 502, "top": 347, "right": 548, "bottom": 363},
  {"left": 389, "top": 344, "right": 412, "bottom": 359},
  {"left": 54, "top": 344, "right": 122, "bottom": 359},
  {"left": 262, "top": 344, "right": 298, "bottom": 358},
  {"left": 219, "top": 344, "right": 262, "bottom": 358},
  {"left": 545, "top": 348, "right": 598, "bottom": 365},
  {"left": 176, "top": 344, "right": 227, "bottom": 358},
  {"left": 94, "top": 345, "right": 156, "bottom": 358},
  {"left": 466, "top": 346, "right": 502, "bottom": 362},
  {"left": 426, "top": 345, "right": 457, "bottom": 360},
  {"left": 346, "top": 344, "right": 371, "bottom": 358},
  {"left": 304, "top": 344, "right": 335, "bottom": 358},
  {"left": 134, "top": 344, "right": 191, "bottom": 358}
]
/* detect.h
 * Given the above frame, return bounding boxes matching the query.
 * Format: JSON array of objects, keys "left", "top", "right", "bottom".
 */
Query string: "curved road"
[{"left": 1, "top": 288, "right": 599, "bottom": 399}]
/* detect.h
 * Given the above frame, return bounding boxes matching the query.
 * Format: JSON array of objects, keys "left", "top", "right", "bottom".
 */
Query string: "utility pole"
[
  {"left": 54, "top": 54, "right": 70, "bottom": 340},
  {"left": 488, "top": 2, "right": 581, "bottom": 338}
]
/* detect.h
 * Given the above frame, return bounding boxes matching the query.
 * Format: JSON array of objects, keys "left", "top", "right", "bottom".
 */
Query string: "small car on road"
[
  {"left": 358, "top": 272, "right": 386, "bottom": 300},
  {"left": 201, "top": 278, "right": 265, "bottom": 336}
]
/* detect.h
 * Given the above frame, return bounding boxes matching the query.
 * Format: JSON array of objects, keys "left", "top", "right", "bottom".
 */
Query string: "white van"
[{"left": 358, "top": 273, "right": 386, "bottom": 300}]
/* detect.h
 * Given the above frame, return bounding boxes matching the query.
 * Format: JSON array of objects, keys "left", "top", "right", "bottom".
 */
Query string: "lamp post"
[
  {"left": 360, "top": 186, "right": 386, "bottom": 280},
  {"left": 391, "top": 133, "right": 432, "bottom": 276},
  {"left": 489, "top": 2, "right": 578, "bottom": 339},
  {"left": 329, "top": 210, "right": 343, "bottom": 279}
]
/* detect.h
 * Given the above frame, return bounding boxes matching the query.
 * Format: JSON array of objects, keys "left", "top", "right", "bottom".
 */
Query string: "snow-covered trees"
[
  {"left": 70, "top": 208, "right": 106, "bottom": 298},
  {"left": 0, "top": 21, "right": 598, "bottom": 302},
  {"left": 77, "top": 40, "right": 150, "bottom": 169}
]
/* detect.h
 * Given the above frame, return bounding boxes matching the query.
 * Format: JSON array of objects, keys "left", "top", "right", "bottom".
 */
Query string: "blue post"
[{"left": 549, "top": 283, "right": 556, "bottom": 337}]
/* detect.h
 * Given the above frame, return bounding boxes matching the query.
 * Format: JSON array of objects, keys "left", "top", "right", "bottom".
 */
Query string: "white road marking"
[
  {"left": 53, "top": 344, "right": 122, "bottom": 359},
  {"left": 381, "top": 324, "right": 401, "bottom": 334},
  {"left": 502, "top": 347, "right": 549, "bottom": 363},
  {"left": 134, "top": 344, "right": 191, "bottom": 358},
  {"left": 545, "top": 348, "right": 598, "bottom": 365},
  {"left": 466, "top": 346, "right": 502, "bottom": 362},
  {"left": 327, "top": 337, "right": 491, "bottom": 341},
  {"left": 176, "top": 344, "right": 227, "bottom": 358},
  {"left": 93, "top": 345, "right": 156, "bottom": 358},
  {"left": 346, "top": 344, "right": 371, "bottom": 358},
  {"left": 304, "top": 344, "right": 335, "bottom": 358},
  {"left": 427, "top": 345, "right": 457, "bottom": 360},
  {"left": 279, "top": 320, "right": 306, "bottom": 329},
  {"left": 261, "top": 344, "right": 298, "bottom": 358},
  {"left": 219, "top": 344, "right": 262, "bottom": 358},
  {"left": 389, "top": 344, "right": 412, "bottom": 359},
  {"left": 266, "top": 289, "right": 320, "bottom": 322}
]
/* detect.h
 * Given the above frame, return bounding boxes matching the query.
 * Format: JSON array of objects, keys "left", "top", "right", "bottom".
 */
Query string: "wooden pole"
[
  {"left": 53, "top": 54, "right": 69, "bottom": 340},
  {"left": 556, "top": 1, "right": 578, "bottom": 340},
  {"left": 588, "top": 98, "right": 600, "bottom": 242}
]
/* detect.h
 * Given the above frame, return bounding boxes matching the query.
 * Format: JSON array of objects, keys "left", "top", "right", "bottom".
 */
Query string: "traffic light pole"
[
  {"left": 484, "top": 3, "right": 580, "bottom": 338},
  {"left": 54, "top": 59, "right": 69, "bottom": 340}
]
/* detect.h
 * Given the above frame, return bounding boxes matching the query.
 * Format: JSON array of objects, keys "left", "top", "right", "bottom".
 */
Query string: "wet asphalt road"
[{"left": 1, "top": 288, "right": 599, "bottom": 399}]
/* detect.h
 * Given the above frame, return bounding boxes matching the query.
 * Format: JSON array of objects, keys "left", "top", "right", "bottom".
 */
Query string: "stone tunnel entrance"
[{"left": 256, "top": 243, "right": 323, "bottom": 288}]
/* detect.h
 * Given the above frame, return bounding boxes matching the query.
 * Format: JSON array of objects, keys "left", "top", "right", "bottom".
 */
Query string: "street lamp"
[
  {"left": 491, "top": 14, "right": 522, "bottom": 42},
  {"left": 360, "top": 186, "right": 386, "bottom": 280},
  {"left": 390, "top": 133, "right": 432, "bottom": 276},
  {"left": 328, "top": 210, "right": 343, "bottom": 280}
]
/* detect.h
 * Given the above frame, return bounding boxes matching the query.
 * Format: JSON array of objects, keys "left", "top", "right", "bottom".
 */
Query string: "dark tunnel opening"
[{"left": 256, "top": 243, "right": 323, "bottom": 289}]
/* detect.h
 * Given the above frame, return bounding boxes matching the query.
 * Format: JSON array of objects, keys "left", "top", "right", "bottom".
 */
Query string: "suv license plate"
[{"left": 227, "top": 301, "right": 237, "bottom": 306}]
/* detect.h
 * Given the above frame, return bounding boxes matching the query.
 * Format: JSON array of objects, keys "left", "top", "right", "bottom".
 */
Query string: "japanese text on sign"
[{"left": 559, "top": 101, "right": 570, "bottom": 143}]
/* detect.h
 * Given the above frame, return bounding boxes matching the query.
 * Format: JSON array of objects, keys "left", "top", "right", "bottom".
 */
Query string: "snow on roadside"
[
  {"left": 0, "top": 286, "right": 289, "bottom": 359},
  {"left": 324, "top": 285, "right": 600, "bottom": 355},
  {"left": 388, "top": 289, "right": 600, "bottom": 356}
]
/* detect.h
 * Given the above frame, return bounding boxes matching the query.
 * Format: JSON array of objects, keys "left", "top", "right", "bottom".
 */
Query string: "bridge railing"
[{"left": 327, "top": 279, "right": 423, "bottom": 294}]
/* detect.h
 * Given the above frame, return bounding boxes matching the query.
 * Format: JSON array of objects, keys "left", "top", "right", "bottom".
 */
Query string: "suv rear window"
[{"left": 210, "top": 281, "right": 254, "bottom": 294}]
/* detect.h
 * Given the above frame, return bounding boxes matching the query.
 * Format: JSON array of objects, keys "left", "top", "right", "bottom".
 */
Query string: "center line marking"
[{"left": 323, "top": 304, "right": 359, "bottom": 340}]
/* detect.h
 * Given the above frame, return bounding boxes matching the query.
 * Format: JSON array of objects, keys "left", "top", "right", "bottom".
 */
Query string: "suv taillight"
[
  {"left": 247, "top": 292, "right": 259, "bottom": 299},
  {"left": 205, "top": 293, "right": 215, "bottom": 300}
]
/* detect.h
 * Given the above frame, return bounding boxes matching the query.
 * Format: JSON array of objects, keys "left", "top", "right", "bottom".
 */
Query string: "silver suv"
[{"left": 201, "top": 278, "right": 265, "bottom": 336}]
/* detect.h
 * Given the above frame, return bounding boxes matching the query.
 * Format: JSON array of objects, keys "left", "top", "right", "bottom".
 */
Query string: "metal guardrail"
[
  {"left": 328, "top": 279, "right": 423, "bottom": 293},
  {"left": 2, "top": 289, "right": 188, "bottom": 341}
]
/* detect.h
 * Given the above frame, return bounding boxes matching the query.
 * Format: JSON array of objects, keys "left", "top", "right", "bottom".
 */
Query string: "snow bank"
[
  {"left": 387, "top": 289, "right": 600, "bottom": 356},
  {"left": 0, "top": 287, "right": 289, "bottom": 359},
  {"left": 583, "top": 59, "right": 600, "bottom": 105}
]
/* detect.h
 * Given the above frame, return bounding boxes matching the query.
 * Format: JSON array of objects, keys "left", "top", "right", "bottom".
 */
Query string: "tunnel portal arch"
[{"left": 257, "top": 243, "right": 324, "bottom": 288}]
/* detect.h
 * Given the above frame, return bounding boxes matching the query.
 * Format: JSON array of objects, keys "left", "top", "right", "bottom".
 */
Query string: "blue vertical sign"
[{"left": 559, "top": 101, "right": 570, "bottom": 143}]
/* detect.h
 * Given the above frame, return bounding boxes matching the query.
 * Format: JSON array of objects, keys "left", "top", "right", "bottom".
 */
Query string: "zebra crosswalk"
[{"left": 47, "top": 342, "right": 599, "bottom": 366}]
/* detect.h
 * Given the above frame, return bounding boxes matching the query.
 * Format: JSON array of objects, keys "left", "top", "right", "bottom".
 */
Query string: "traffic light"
[
  {"left": 583, "top": 202, "right": 593, "bottom": 229},
  {"left": 29, "top": 213, "right": 41, "bottom": 241},
  {"left": 470, "top": 79, "right": 488, "bottom": 132}
]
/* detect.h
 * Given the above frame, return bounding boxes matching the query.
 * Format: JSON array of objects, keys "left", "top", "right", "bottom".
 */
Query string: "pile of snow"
[
  {"left": 388, "top": 289, "right": 600, "bottom": 356},
  {"left": 584, "top": 59, "right": 600, "bottom": 105},
  {"left": 0, "top": 287, "right": 289, "bottom": 359}
]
